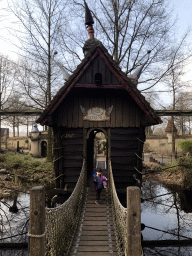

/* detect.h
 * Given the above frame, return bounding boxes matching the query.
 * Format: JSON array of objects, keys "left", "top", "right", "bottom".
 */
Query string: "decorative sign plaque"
[{"left": 80, "top": 105, "right": 113, "bottom": 122}]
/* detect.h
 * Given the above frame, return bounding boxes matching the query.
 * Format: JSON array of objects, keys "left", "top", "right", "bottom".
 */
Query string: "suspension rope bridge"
[{"left": 29, "top": 159, "right": 143, "bottom": 256}]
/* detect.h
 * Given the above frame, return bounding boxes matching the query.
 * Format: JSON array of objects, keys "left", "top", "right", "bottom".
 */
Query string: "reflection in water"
[
  {"left": 0, "top": 250, "right": 28, "bottom": 256},
  {"left": 144, "top": 247, "right": 192, "bottom": 256},
  {"left": 177, "top": 190, "right": 192, "bottom": 213},
  {"left": 0, "top": 193, "right": 29, "bottom": 256},
  {"left": 141, "top": 180, "right": 192, "bottom": 256}
]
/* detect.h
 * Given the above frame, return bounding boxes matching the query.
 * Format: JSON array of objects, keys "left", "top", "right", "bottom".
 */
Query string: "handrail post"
[
  {"left": 29, "top": 186, "right": 45, "bottom": 256},
  {"left": 127, "top": 186, "right": 141, "bottom": 256}
]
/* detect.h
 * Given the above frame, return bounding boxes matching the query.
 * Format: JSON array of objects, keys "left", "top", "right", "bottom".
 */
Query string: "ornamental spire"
[{"left": 84, "top": 0, "right": 94, "bottom": 39}]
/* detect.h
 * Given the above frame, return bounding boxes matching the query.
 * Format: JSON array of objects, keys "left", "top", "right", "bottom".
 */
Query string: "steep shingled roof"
[
  {"left": 165, "top": 119, "right": 178, "bottom": 133},
  {"left": 37, "top": 43, "right": 162, "bottom": 126}
]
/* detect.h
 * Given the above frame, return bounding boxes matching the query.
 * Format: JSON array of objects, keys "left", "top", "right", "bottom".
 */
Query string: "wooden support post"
[
  {"left": 29, "top": 186, "right": 45, "bottom": 256},
  {"left": 127, "top": 186, "right": 141, "bottom": 256}
]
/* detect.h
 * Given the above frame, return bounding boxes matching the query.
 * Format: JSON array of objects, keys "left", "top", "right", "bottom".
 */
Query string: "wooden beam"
[
  {"left": 1, "top": 109, "right": 192, "bottom": 118},
  {"left": 155, "top": 110, "right": 192, "bottom": 116},
  {"left": 143, "top": 239, "right": 192, "bottom": 248},
  {"left": 0, "top": 110, "right": 43, "bottom": 116},
  {"left": 74, "top": 84, "right": 123, "bottom": 89},
  {"left": 0, "top": 243, "right": 28, "bottom": 249}
]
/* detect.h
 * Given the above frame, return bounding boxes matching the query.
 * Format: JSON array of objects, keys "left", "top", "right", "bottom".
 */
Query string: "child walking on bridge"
[{"left": 93, "top": 168, "right": 107, "bottom": 204}]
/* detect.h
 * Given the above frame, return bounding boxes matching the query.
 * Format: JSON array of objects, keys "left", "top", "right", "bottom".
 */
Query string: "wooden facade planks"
[
  {"left": 78, "top": 97, "right": 84, "bottom": 127},
  {"left": 110, "top": 127, "right": 144, "bottom": 193},
  {"left": 55, "top": 89, "right": 144, "bottom": 129},
  {"left": 78, "top": 55, "right": 119, "bottom": 86},
  {"left": 72, "top": 97, "right": 79, "bottom": 127},
  {"left": 53, "top": 131, "right": 61, "bottom": 189},
  {"left": 53, "top": 128, "right": 83, "bottom": 190}
]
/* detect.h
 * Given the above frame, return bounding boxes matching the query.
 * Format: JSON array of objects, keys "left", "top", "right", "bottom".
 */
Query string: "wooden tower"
[{"left": 37, "top": 1, "right": 161, "bottom": 198}]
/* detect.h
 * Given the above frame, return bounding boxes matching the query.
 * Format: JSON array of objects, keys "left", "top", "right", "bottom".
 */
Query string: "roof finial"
[
  {"left": 128, "top": 50, "right": 151, "bottom": 87},
  {"left": 84, "top": 0, "right": 94, "bottom": 39}
]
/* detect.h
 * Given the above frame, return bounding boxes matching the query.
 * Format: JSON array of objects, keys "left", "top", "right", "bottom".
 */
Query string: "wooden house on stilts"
[{"left": 37, "top": 1, "right": 161, "bottom": 200}]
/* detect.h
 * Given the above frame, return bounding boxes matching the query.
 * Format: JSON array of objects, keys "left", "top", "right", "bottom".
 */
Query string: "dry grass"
[{"left": 0, "top": 153, "right": 54, "bottom": 198}]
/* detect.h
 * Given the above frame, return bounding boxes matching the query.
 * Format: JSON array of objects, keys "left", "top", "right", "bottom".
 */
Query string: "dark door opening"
[
  {"left": 86, "top": 129, "right": 107, "bottom": 182},
  {"left": 41, "top": 141, "right": 47, "bottom": 157}
]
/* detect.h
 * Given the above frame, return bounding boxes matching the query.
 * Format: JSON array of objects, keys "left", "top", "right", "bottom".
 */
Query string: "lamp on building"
[{"left": 31, "top": 123, "right": 39, "bottom": 133}]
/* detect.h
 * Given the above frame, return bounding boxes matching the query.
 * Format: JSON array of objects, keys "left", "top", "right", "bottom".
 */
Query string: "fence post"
[
  {"left": 127, "top": 186, "right": 141, "bottom": 256},
  {"left": 29, "top": 186, "right": 45, "bottom": 256}
]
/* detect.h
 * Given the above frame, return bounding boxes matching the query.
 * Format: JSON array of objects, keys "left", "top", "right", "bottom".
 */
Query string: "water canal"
[
  {"left": 0, "top": 192, "right": 29, "bottom": 256},
  {"left": 141, "top": 180, "right": 192, "bottom": 255},
  {"left": 1, "top": 180, "right": 192, "bottom": 255}
]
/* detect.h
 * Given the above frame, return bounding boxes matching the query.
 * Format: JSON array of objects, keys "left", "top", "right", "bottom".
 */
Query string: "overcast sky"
[{"left": 0, "top": 0, "right": 191, "bottom": 60}]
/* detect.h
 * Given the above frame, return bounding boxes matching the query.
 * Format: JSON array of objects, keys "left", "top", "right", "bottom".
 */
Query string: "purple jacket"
[{"left": 93, "top": 173, "right": 107, "bottom": 190}]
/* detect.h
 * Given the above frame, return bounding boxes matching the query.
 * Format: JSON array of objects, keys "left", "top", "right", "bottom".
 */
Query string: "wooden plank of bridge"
[{"left": 69, "top": 187, "right": 118, "bottom": 256}]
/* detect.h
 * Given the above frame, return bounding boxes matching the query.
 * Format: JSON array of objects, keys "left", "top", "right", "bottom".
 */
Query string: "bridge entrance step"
[{"left": 69, "top": 188, "right": 118, "bottom": 256}]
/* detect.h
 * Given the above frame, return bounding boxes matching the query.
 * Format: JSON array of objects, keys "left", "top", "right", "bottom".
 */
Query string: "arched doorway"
[
  {"left": 86, "top": 128, "right": 108, "bottom": 181},
  {"left": 41, "top": 141, "right": 47, "bottom": 157}
]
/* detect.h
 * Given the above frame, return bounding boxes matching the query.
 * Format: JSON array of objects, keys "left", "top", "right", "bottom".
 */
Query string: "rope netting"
[
  {"left": 108, "top": 159, "right": 127, "bottom": 256},
  {"left": 44, "top": 159, "right": 86, "bottom": 256},
  {"left": 108, "top": 159, "right": 144, "bottom": 256}
]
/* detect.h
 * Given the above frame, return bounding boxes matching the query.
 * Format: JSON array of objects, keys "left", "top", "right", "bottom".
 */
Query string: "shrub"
[
  {"left": 176, "top": 157, "right": 192, "bottom": 189},
  {"left": 177, "top": 157, "right": 192, "bottom": 168},
  {"left": 183, "top": 170, "right": 192, "bottom": 189},
  {"left": 5, "top": 153, "right": 23, "bottom": 169},
  {"left": 177, "top": 140, "right": 192, "bottom": 154},
  {"left": 0, "top": 154, "right": 6, "bottom": 163},
  {"left": 3, "top": 153, "right": 53, "bottom": 172}
]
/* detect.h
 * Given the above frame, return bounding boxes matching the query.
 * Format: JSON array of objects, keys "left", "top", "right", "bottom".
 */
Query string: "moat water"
[
  {"left": 0, "top": 192, "right": 29, "bottom": 256},
  {"left": 1, "top": 180, "right": 192, "bottom": 255},
  {"left": 141, "top": 180, "right": 192, "bottom": 256}
]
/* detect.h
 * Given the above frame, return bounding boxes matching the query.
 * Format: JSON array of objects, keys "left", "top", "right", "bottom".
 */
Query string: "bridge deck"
[{"left": 69, "top": 166, "right": 118, "bottom": 255}]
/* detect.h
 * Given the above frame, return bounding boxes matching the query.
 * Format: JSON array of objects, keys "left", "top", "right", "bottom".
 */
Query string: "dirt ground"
[{"left": 143, "top": 161, "right": 185, "bottom": 189}]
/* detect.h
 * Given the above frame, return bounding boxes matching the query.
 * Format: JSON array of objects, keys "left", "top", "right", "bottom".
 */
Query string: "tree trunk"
[
  {"left": 172, "top": 116, "right": 175, "bottom": 155},
  {"left": 17, "top": 118, "right": 19, "bottom": 137},
  {"left": 47, "top": 7, "right": 53, "bottom": 162},
  {"left": 13, "top": 116, "right": 15, "bottom": 137}
]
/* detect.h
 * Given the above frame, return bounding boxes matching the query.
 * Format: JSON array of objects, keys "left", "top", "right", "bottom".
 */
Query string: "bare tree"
[
  {"left": 0, "top": 55, "right": 17, "bottom": 148},
  {"left": 176, "top": 92, "right": 192, "bottom": 135},
  {"left": 0, "top": 55, "right": 15, "bottom": 109},
  {"left": 162, "top": 33, "right": 191, "bottom": 154},
  {"left": 7, "top": 0, "right": 192, "bottom": 158},
  {"left": 56, "top": 0, "right": 191, "bottom": 91},
  {"left": 8, "top": 0, "right": 70, "bottom": 160},
  {"left": 9, "top": 0, "right": 68, "bottom": 107},
  {"left": 5, "top": 0, "right": 192, "bottom": 100}
]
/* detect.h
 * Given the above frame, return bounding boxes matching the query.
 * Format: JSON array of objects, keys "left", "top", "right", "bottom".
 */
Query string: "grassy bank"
[
  {"left": 0, "top": 153, "right": 54, "bottom": 198},
  {"left": 143, "top": 157, "right": 192, "bottom": 190}
]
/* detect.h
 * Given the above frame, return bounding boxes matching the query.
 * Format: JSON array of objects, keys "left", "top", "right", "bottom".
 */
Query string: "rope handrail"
[
  {"left": 108, "top": 159, "right": 143, "bottom": 256},
  {"left": 44, "top": 159, "right": 86, "bottom": 256},
  {"left": 108, "top": 159, "right": 127, "bottom": 256}
]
